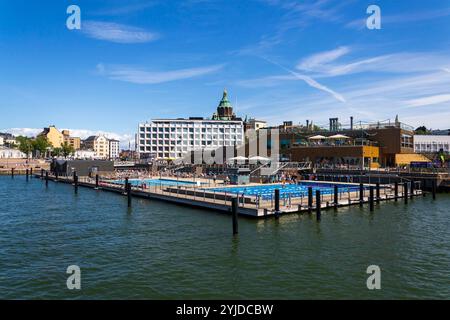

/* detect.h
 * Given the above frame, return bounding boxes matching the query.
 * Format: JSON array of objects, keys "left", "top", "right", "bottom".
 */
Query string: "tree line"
[{"left": 15, "top": 136, "right": 75, "bottom": 158}]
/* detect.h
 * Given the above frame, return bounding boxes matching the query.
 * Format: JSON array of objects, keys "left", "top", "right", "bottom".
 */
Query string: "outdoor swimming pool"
[
  {"left": 209, "top": 182, "right": 365, "bottom": 199},
  {"left": 111, "top": 178, "right": 203, "bottom": 187}
]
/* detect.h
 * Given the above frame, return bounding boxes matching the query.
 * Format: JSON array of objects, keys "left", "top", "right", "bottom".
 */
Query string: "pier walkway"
[{"left": 33, "top": 172, "right": 424, "bottom": 218}]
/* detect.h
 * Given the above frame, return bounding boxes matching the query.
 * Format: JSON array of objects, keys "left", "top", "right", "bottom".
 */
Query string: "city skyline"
[{"left": 1, "top": 0, "right": 450, "bottom": 145}]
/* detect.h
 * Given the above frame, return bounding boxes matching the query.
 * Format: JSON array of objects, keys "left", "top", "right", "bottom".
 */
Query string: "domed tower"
[{"left": 212, "top": 89, "right": 236, "bottom": 120}]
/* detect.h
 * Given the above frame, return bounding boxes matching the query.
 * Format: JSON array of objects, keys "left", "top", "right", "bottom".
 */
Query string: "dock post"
[
  {"left": 432, "top": 180, "right": 436, "bottom": 200},
  {"left": 55, "top": 171, "right": 58, "bottom": 182},
  {"left": 45, "top": 171, "right": 49, "bottom": 187},
  {"left": 369, "top": 186, "right": 374, "bottom": 212},
  {"left": 232, "top": 197, "right": 238, "bottom": 235},
  {"left": 30, "top": 167, "right": 33, "bottom": 178},
  {"left": 316, "top": 190, "right": 321, "bottom": 221},
  {"left": 11, "top": 168, "right": 15, "bottom": 178},
  {"left": 124, "top": 177, "right": 129, "bottom": 193},
  {"left": 359, "top": 183, "right": 364, "bottom": 206},
  {"left": 26, "top": 169, "right": 29, "bottom": 181},
  {"left": 308, "top": 187, "right": 313, "bottom": 214},
  {"left": 274, "top": 189, "right": 280, "bottom": 219},
  {"left": 403, "top": 182, "right": 408, "bottom": 204},
  {"left": 95, "top": 174, "right": 99, "bottom": 190},
  {"left": 394, "top": 182, "right": 398, "bottom": 201},
  {"left": 410, "top": 181, "right": 414, "bottom": 199},
  {"left": 376, "top": 183, "right": 380, "bottom": 203},
  {"left": 127, "top": 183, "right": 132, "bottom": 208},
  {"left": 41, "top": 169, "right": 44, "bottom": 179},
  {"left": 73, "top": 172, "right": 78, "bottom": 194},
  {"left": 334, "top": 185, "right": 338, "bottom": 210}
]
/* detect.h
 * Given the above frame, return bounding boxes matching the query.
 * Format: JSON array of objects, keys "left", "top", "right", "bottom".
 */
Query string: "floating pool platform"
[{"left": 33, "top": 173, "right": 424, "bottom": 218}]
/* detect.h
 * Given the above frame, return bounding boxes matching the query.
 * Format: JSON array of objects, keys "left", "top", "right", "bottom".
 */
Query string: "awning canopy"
[
  {"left": 249, "top": 156, "right": 271, "bottom": 162},
  {"left": 308, "top": 135, "right": 327, "bottom": 140},
  {"left": 327, "top": 134, "right": 350, "bottom": 139},
  {"left": 227, "top": 156, "right": 248, "bottom": 161}
]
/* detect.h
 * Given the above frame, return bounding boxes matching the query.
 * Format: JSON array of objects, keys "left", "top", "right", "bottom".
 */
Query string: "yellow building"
[
  {"left": 83, "top": 135, "right": 110, "bottom": 159},
  {"left": 62, "top": 130, "right": 81, "bottom": 150},
  {"left": 38, "top": 125, "right": 64, "bottom": 148},
  {"left": 38, "top": 126, "right": 81, "bottom": 150}
]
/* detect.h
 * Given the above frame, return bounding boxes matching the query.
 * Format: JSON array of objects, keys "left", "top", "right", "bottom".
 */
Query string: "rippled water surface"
[{"left": 0, "top": 176, "right": 449, "bottom": 299}]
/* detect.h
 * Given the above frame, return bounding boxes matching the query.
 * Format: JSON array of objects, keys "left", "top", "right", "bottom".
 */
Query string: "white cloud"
[
  {"left": 258, "top": 56, "right": 346, "bottom": 102},
  {"left": 297, "top": 46, "right": 350, "bottom": 71},
  {"left": 292, "top": 73, "right": 346, "bottom": 102},
  {"left": 1, "top": 128, "right": 134, "bottom": 150},
  {"left": 97, "top": 64, "right": 224, "bottom": 84},
  {"left": 405, "top": 94, "right": 450, "bottom": 108},
  {"left": 296, "top": 49, "right": 450, "bottom": 78},
  {"left": 82, "top": 21, "right": 159, "bottom": 43}
]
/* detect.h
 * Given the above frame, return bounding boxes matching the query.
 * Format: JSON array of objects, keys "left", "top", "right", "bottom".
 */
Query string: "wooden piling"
[
  {"left": 73, "top": 172, "right": 78, "bottom": 194},
  {"left": 404, "top": 182, "right": 408, "bottom": 204},
  {"left": 308, "top": 187, "right": 313, "bottom": 213},
  {"left": 316, "top": 190, "right": 321, "bottom": 221},
  {"left": 274, "top": 189, "right": 280, "bottom": 219},
  {"left": 359, "top": 183, "right": 364, "bottom": 206},
  {"left": 95, "top": 174, "right": 99, "bottom": 189},
  {"left": 231, "top": 197, "right": 238, "bottom": 235},
  {"left": 41, "top": 169, "right": 44, "bottom": 179},
  {"left": 410, "top": 181, "right": 415, "bottom": 199},
  {"left": 333, "top": 185, "right": 338, "bottom": 209},
  {"left": 26, "top": 169, "right": 29, "bottom": 181},
  {"left": 127, "top": 182, "right": 132, "bottom": 207},
  {"left": 45, "top": 171, "right": 49, "bottom": 187},
  {"left": 11, "top": 168, "right": 15, "bottom": 178},
  {"left": 394, "top": 182, "right": 398, "bottom": 201}
]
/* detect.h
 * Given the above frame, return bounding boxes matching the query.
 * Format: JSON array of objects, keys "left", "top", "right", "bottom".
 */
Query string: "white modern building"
[
  {"left": 414, "top": 135, "right": 450, "bottom": 154},
  {"left": 109, "top": 139, "right": 120, "bottom": 160},
  {"left": 137, "top": 91, "right": 245, "bottom": 160},
  {"left": 138, "top": 119, "right": 244, "bottom": 159},
  {"left": 0, "top": 147, "right": 26, "bottom": 159},
  {"left": 74, "top": 150, "right": 96, "bottom": 160},
  {"left": 0, "top": 136, "right": 4, "bottom": 146}
]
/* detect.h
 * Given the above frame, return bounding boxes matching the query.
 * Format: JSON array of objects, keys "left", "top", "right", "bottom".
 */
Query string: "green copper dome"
[
  {"left": 212, "top": 89, "right": 236, "bottom": 121},
  {"left": 218, "top": 89, "right": 232, "bottom": 108}
]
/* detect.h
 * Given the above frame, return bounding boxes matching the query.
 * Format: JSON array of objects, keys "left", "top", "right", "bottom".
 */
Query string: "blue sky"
[{"left": 1, "top": 0, "right": 449, "bottom": 146}]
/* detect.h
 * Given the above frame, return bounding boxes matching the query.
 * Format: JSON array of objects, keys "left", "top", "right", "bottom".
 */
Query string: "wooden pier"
[{"left": 33, "top": 173, "right": 425, "bottom": 218}]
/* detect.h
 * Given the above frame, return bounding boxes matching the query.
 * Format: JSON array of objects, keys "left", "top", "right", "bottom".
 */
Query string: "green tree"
[
  {"left": 61, "top": 142, "right": 75, "bottom": 157},
  {"left": 32, "top": 136, "right": 51, "bottom": 158},
  {"left": 414, "top": 126, "right": 428, "bottom": 135},
  {"left": 16, "top": 136, "right": 33, "bottom": 155},
  {"left": 53, "top": 147, "right": 63, "bottom": 157}
]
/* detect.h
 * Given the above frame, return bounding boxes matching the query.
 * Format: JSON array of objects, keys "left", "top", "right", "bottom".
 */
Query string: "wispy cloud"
[
  {"left": 259, "top": 57, "right": 346, "bottom": 102},
  {"left": 97, "top": 63, "right": 224, "bottom": 84},
  {"left": 405, "top": 94, "right": 450, "bottom": 108},
  {"left": 82, "top": 21, "right": 159, "bottom": 43},
  {"left": 297, "top": 46, "right": 350, "bottom": 71},
  {"left": 296, "top": 47, "right": 450, "bottom": 77},
  {"left": 235, "top": 0, "right": 350, "bottom": 55}
]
